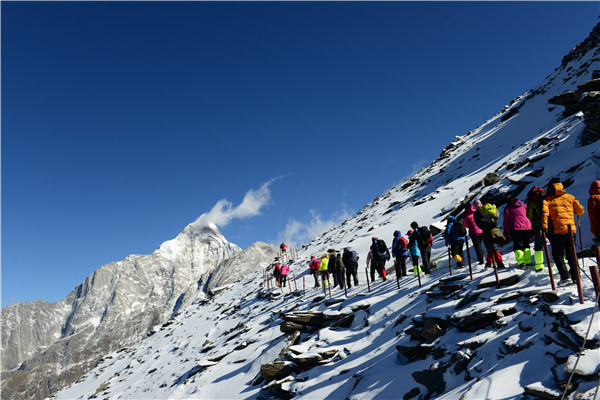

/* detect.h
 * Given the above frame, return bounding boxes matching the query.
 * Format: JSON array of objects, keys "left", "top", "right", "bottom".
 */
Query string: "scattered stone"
[
  {"left": 421, "top": 319, "right": 445, "bottom": 343},
  {"left": 477, "top": 273, "right": 521, "bottom": 289},
  {"left": 524, "top": 382, "right": 561, "bottom": 400},
  {"left": 541, "top": 291, "right": 560, "bottom": 303},
  {"left": 565, "top": 349, "right": 600, "bottom": 376},
  {"left": 259, "top": 361, "right": 300, "bottom": 381},
  {"left": 280, "top": 321, "right": 307, "bottom": 334},
  {"left": 454, "top": 309, "right": 515, "bottom": 332},
  {"left": 494, "top": 291, "right": 522, "bottom": 303}
]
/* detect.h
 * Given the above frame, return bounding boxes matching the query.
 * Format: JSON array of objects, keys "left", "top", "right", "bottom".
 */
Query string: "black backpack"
[
  {"left": 375, "top": 239, "right": 390, "bottom": 261},
  {"left": 453, "top": 221, "right": 467, "bottom": 237},
  {"left": 417, "top": 227, "right": 433, "bottom": 245}
]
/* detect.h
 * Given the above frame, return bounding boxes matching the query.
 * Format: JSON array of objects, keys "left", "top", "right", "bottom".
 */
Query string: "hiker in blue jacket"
[{"left": 444, "top": 216, "right": 466, "bottom": 268}]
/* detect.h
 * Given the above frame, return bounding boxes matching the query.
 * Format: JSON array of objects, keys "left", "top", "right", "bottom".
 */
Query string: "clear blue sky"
[{"left": 2, "top": 1, "right": 599, "bottom": 306}]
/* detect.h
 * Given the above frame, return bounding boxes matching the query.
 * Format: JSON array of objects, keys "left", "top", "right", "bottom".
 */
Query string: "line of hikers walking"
[{"left": 272, "top": 179, "right": 599, "bottom": 290}]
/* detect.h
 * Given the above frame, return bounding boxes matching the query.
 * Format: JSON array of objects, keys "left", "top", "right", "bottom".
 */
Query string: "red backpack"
[{"left": 527, "top": 186, "right": 546, "bottom": 205}]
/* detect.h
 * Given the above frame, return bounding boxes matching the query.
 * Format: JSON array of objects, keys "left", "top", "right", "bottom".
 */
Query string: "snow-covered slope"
[
  {"left": 51, "top": 24, "right": 600, "bottom": 400},
  {"left": 1, "top": 222, "right": 243, "bottom": 400}
]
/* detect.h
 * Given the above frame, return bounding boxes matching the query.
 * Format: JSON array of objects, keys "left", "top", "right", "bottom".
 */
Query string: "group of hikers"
[{"left": 272, "top": 179, "right": 600, "bottom": 290}]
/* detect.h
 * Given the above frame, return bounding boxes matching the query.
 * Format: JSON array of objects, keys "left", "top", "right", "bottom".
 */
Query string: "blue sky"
[{"left": 2, "top": 1, "right": 599, "bottom": 306}]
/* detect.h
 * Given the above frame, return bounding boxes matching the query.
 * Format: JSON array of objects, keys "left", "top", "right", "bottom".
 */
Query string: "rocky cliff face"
[{"left": 1, "top": 222, "right": 241, "bottom": 400}]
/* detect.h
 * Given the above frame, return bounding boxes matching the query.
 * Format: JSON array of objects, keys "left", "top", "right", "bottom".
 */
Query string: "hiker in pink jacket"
[
  {"left": 279, "top": 264, "right": 290, "bottom": 287},
  {"left": 463, "top": 201, "right": 485, "bottom": 264},
  {"left": 503, "top": 198, "right": 534, "bottom": 268}
]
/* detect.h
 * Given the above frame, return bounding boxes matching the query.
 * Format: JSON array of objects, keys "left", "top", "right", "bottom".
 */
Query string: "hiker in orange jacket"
[{"left": 542, "top": 178, "right": 585, "bottom": 285}]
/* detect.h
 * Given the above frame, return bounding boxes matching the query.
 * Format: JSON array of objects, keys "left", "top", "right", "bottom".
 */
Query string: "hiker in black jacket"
[
  {"left": 408, "top": 222, "right": 432, "bottom": 274},
  {"left": 342, "top": 248, "right": 359, "bottom": 287}
]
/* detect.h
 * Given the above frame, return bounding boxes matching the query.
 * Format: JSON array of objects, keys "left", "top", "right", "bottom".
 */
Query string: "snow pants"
[
  {"left": 548, "top": 233, "right": 578, "bottom": 281},
  {"left": 417, "top": 245, "right": 432, "bottom": 274}
]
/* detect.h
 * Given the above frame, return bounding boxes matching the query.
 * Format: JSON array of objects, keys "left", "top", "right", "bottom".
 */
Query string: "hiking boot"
[{"left": 558, "top": 278, "right": 573, "bottom": 287}]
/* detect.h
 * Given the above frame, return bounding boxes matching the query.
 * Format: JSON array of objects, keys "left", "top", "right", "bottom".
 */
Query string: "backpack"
[
  {"left": 350, "top": 251, "right": 359, "bottom": 264},
  {"left": 309, "top": 259, "right": 320, "bottom": 271},
  {"left": 417, "top": 227, "right": 433, "bottom": 246},
  {"left": 453, "top": 221, "right": 467, "bottom": 237},
  {"left": 394, "top": 237, "right": 408, "bottom": 255},
  {"left": 527, "top": 186, "right": 546, "bottom": 205},
  {"left": 375, "top": 239, "right": 390, "bottom": 261},
  {"left": 479, "top": 204, "right": 499, "bottom": 224}
]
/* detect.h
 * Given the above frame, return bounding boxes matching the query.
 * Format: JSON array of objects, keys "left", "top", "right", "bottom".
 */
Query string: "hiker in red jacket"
[{"left": 589, "top": 180, "right": 600, "bottom": 246}]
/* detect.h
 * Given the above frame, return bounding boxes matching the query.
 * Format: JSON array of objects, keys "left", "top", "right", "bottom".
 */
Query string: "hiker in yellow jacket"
[{"left": 319, "top": 254, "right": 331, "bottom": 288}]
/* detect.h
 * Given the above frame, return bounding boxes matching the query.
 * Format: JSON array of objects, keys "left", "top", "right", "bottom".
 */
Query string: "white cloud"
[
  {"left": 279, "top": 206, "right": 353, "bottom": 245},
  {"left": 194, "top": 179, "right": 276, "bottom": 228}
]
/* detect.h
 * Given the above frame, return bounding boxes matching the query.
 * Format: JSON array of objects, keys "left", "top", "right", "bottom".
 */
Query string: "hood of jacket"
[
  {"left": 506, "top": 199, "right": 526, "bottom": 210},
  {"left": 547, "top": 182, "right": 565, "bottom": 197},
  {"left": 590, "top": 180, "right": 600, "bottom": 196}
]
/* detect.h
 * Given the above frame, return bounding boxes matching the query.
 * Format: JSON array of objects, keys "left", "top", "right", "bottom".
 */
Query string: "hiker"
[
  {"left": 328, "top": 249, "right": 339, "bottom": 288},
  {"left": 406, "top": 230, "right": 421, "bottom": 271},
  {"left": 280, "top": 263, "right": 290, "bottom": 287},
  {"left": 463, "top": 201, "right": 485, "bottom": 265},
  {"left": 309, "top": 256, "right": 321, "bottom": 288},
  {"left": 444, "top": 216, "right": 466, "bottom": 268},
  {"left": 503, "top": 198, "right": 534, "bottom": 268},
  {"left": 319, "top": 254, "right": 331, "bottom": 288},
  {"left": 369, "top": 237, "right": 390, "bottom": 282},
  {"left": 526, "top": 186, "right": 548, "bottom": 271},
  {"left": 408, "top": 222, "right": 432, "bottom": 274},
  {"left": 273, "top": 263, "right": 281, "bottom": 286},
  {"left": 336, "top": 253, "right": 346, "bottom": 290},
  {"left": 589, "top": 180, "right": 600, "bottom": 246},
  {"left": 474, "top": 203, "right": 506, "bottom": 268},
  {"left": 342, "top": 248, "right": 359, "bottom": 288},
  {"left": 542, "top": 178, "right": 585, "bottom": 286},
  {"left": 280, "top": 242, "right": 288, "bottom": 256},
  {"left": 392, "top": 230, "right": 409, "bottom": 277}
]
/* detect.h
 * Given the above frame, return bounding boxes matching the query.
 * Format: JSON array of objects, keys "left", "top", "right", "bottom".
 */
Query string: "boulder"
[
  {"left": 524, "top": 383, "right": 561, "bottom": 400},
  {"left": 548, "top": 91, "right": 581, "bottom": 106},
  {"left": 454, "top": 308, "right": 515, "bottom": 332},
  {"left": 578, "top": 78, "right": 600, "bottom": 92},
  {"left": 259, "top": 361, "right": 300, "bottom": 381},
  {"left": 421, "top": 319, "right": 445, "bottom": 343},
  {"left": 280, "top": 321, "right": 307, "bottom": 333}
]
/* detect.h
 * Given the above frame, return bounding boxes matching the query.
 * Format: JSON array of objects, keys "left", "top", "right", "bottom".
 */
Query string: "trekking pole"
[
  {"left": 542, "top": 231, "right": 557, "bottom": 291},
  {"left": 365, "top": 268, "right": 371, "bottom": 292},
  {"left": 343, "top": 268, "right": 348, "bottom": 298},
  {"left": 327, "top": 272, "right": 332, "bottom": 299},
  {"left": 491, "top": 251, "right": 501, "bottom": 289},
  {"left": 288, "top": 278, "right": 292, "bottom": 294},
  {"left": 465, "top": 236, "right": 473, "bottom": 280},
  {"left": 568, "top": 225, "right": 585, "bottom": 304},
  {"left": 447, "top": 247, "right": 453, "bottom": 276},
  {"left": 293, "top": 273, "right": 298, "bottom": 291}
]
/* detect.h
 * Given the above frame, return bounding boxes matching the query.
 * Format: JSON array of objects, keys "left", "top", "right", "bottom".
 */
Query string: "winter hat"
[
  {"left": 410, "top": 221, "right": 419, "bottom": 229},
  {"left": 473, "top": 200, "right": 483, "bottom": 209},
  {"left": 407, "top": 229, "right": 414, "bottom": 236},
  {"left": 394, "top": 230, "right": 401, "bottom": 237}
]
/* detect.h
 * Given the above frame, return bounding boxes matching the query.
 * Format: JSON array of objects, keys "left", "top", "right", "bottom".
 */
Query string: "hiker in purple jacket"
[{"left": 503, "top": 198, "right": 534, "bottom": 268}]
